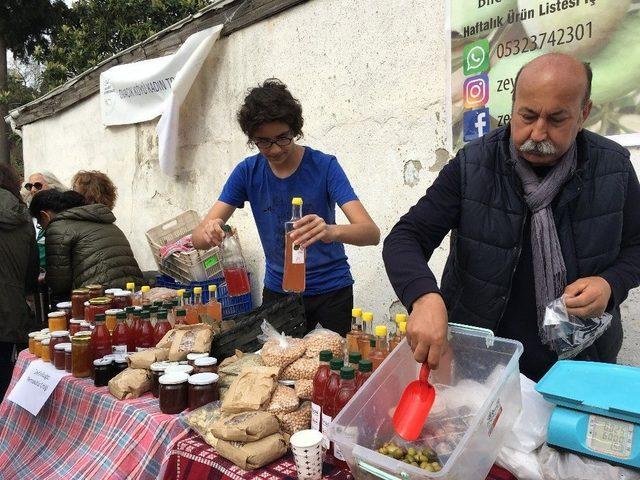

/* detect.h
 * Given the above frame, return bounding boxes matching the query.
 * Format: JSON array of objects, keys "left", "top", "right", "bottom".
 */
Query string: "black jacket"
[
  {"left": 383, "top": 126, "right": 640, "bottom": 380},
  {"left": 0, "top": 189, "right": 39, "bottom": 343}
]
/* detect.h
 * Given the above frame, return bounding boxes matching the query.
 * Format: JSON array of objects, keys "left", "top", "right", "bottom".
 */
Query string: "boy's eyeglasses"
[
  {"left": 254, "top": 135, "right": 293, "bottom": 150},
  {"left": 24, "top": 182, "right": 43, "bottom": 191}
]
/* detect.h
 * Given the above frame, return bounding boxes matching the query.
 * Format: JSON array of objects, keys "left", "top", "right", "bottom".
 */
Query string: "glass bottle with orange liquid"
[
  {"left": 390, "top": 320, "right": 407, "bottom": 351},
  {"left": 186, "top": 287, "right": 202, "bottom": 325},
  {"left": 370, "top": 325, "right": 389, "bottom": 371},
  {"left": 388, "top": 313, "right": 406, "bottom": 351},
  {"left": 358, "top": 312, "right": 374, "bottom": 360},
  {"left": 205, "top": 284, "right": 222, "bottom": 324},
  {"left": 346, "top": 308, "right": 362, "bottom": 354},
  {"left": 282, "top": 197, "right": 305, "bottom": 293}
]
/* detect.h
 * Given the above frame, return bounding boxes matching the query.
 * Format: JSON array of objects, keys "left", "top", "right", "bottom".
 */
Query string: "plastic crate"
[
  {"left": 154, "top": 274, "right": 252, "bottom": 319},
  {"left": 145, "top": 210, "right": 222, "bottom": 284}
]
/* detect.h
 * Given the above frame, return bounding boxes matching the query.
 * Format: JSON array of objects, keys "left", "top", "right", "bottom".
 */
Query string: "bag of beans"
[
  {"left": 221, "top": 365, "right": 280, "bottom": 413},
  {"left": 265, "top": 385, "right": 299, "bottom": 415},
  {"left": 278, "top": 401, "right": 312, "bottom": 435},
  {"left": 215, "top": 433, "right": 288, "bottom": 470},
  {"left": 294, "top": 380, "right": 313, "bottom": 400},
  {"left": 109, "top": 368, "right": 151, "bottom": 399},
  {"left": 258, "top": 320, "right": 306, "bottom": 369},
  {"left": 211, "top": 411, "right": 280, "bottom": 442},
  {"left": 281, "top": 357, "right": 319, "bottom": 381},
  {"left": 303, "top": 324, "right": 345, "bottom": 359},
  {"left": 168, "top": 323, "right": 214, "bottom": 361},
  {"left": 127, "top": 348, "right": 169, "bottom": 369}
]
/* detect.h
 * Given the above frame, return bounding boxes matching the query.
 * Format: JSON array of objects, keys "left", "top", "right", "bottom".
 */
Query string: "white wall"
[{"left": 22, "top": 0, "right": 640, "bottom": 365}]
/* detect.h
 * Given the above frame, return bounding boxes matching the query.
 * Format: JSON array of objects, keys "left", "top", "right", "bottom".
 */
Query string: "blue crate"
[{"left": 154, "top": 274, "right": 252, "bottom": 319}]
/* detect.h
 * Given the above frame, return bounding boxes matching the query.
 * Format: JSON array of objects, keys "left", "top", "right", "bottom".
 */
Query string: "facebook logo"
[{"left": 463, "top": 108, "right": 490, "bottom": 142}]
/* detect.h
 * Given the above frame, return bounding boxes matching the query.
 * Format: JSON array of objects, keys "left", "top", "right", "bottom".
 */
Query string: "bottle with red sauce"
[
  {"left": 111, "top": 311, "right": 131, "bottom": 354},
  {"left": 311, "top": 350, "right": 333, "bottom": 433},
  {"left": 138, "top": 311, "right": 154, "bottom": 349},
  {"left": 356, "top": 359, "right": 372, "bottom": 388},
  {"left": 332, "top": 366, "right": 358, "bottom": 470},
  {"left": 321, "top": 357, "right": 344, "bottom": 462},
  {"left": 154, "top": 310, "right": 172, "bottom": 345},
  {"left": 91, "top": 314, "right": 112, "bottom": 360}
]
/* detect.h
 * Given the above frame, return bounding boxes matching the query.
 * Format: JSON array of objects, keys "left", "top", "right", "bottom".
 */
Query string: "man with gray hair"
[{"left": 383, "top": 53, "right": 640, "bottom": 381}]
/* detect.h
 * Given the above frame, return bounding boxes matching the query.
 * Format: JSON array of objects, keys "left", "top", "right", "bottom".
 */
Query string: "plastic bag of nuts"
[
  {"left": 281, "top": 357, "right": 319, "bottom": 381},
  {"left": 303, "top": 325, "right": 345, "bottom": 359},
  {"left": 294, "top": 379, "right": 313, "bottom": 400},
  {"left": 259, "top": 320, "right": 306, "bottom": 369},
  {"left": 266, "top": 385, "right": 299, "bottom": 415},
  {"left": 278, "top": 401, "right": 312, "bottom": 435}
]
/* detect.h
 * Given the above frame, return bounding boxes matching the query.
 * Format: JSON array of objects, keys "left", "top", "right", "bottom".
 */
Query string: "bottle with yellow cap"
[
  {"left": 282, "top": 197, "right": 306, "bottom": 293},
  {"left": 346, "top": 308, "right": 363, "bottom": 353},
  {"left": 389, "top": 313, "right": 407, "bottom": 351},
  {"left": 140, "top": 285, "right": 151, "bottom": 306},
  {"left": 370, "top": 325, "right": 389, "bottom": 371},
  {"left": 205, "top": 284, "right": 222, "bottom": 324},
  {"left": 390, "top": 320, "right": 407, "bottom": 351},
  {"left": 186, "top": 287, "right": 203, "bottom": 325},
  {"left": 358, "top": 312, "right": 374, "bottom": 360}
]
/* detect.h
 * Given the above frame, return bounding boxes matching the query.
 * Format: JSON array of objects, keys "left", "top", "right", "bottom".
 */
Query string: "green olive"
[
  {"left": 432, "top": 462, "right": 442, "bottom": 472},
  {"left": 378, "top": 447, "right": 387, "bottom": 455},
  {"left": 391, "top": 449, "right": 404, "bottom": 460},
  {"left": 406, "top": 454, "right": 415, "bottom": 463},
  {"left": 411, "top": 462, "right": 419, "bottom": 467},
  {"left": 407, "top": 447, "right": 417, "bottom": 456}
]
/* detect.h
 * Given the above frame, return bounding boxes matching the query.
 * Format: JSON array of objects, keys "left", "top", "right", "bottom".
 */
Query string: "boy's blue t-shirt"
[{"left": 219, "top": 146, "right": 357, "bottom": 295}]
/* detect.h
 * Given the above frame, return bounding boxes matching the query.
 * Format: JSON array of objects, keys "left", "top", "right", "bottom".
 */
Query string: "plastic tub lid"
[
  {"left": 159, "top": 372, "right": 189, "bottom": 385},
  {"left": 166, "top": 364, "right": 194, "bottom": 375},
  {"left": 187, "top": 353, "right": 208, "bottom": 361},
  {"left": 150, "top": 361, "right": 172, "bottom": 372},
  {"left": 188, "top": 372, "right": 219, "bottom": 385},
  {"left": 194, "top": 357, "right": 217, "bottom": 367},
  {"left": 54, "top": 342, "right": 71, "bottom": 350},
  {"left": 51, "top": 331, "right": 70, "bottom": 338}
]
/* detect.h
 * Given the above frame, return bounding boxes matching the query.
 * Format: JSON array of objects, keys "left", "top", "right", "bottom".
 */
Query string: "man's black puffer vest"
[{"left": 440, "top": 126, "right": 629, "bottom": 359}]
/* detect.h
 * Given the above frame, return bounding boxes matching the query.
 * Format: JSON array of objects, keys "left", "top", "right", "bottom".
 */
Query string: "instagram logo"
[{"left": 463, "top": 74, "right": 489, "bottom": 109}]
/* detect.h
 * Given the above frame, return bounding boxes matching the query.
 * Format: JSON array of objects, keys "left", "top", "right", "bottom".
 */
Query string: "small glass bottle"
[
  {"left": 148, "top": 305, "right": 159, "bottom": 326},
  {"left": 141, "top": 285, "right": 151, "bottom": 305},
  {"left": 91, "top": 314, "right": 112, "bottom": 360},
  {"left": 390, "top": 321, "right": 407, "bottom": 351},
  {"left": 112, "top": 311, "right": 131, "bottom": 354},
  {"left": 220, "top": 225, "right": 251, "bottom": 297},
  {"left": 154, "top": 310, "right": 172, "bottom": 345},
  {"left": 186, "top": 287, "right": 202, "bottom": 325},
  {"left": 125, "top": 306, "right": 136, "bottom": 328},
  {"left": 358, "top": 312, "right": 374, "bottom": 360},
  {"left": 348, "top": 351, "right": 362, "bottom": 370},
  {"left": 282, "top": 197, "right": 306, "bottom": 293},
  {"left": 346, "top": 308, "right": 363, "bottom": 354},
  {"left": 138, "top": 311, "right": 155, "bottom": 350},
  {"left": 370, "top": 325, "right": 389, "bottom": 371},
  {"left": 357, "top": 359, "right": 373, "bottom": 388},
  {"left": 205, "top": 285, "right": 222, "bottom": 324},
  {"left": 332, "top": 366, "right": 357, "bottom": 469},
  {"left": 175, "top": 308, "right": 186, "bottom": 326}
]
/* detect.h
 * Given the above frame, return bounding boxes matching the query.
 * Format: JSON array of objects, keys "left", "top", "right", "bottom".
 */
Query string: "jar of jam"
[
  {"left": 186, "top": 353, "right": 208, "bottom": 367},
  {"left": 49, "top": 330, "right": 70, "bottom": 360},
  {"left": 104, "top": 309, "right": 122, "bottom": 334},
  {"left": 159, "top": 372, "right": 189, "bottom": 414},
  {"left": 72, "top": 332, "right": 92, "bottom": 378},
  {"left": 165, "top": 364, "right": 193, "bottom": 375},
  {"left": 150, "top": 361, "right": 171, "bottom": 398},
  {"left": 85, "top": 297, "right": 112, "bottom": 324},
  {"left": 71, "top": 288, "right": 90, "bottom": 319},
  {"left": 68, "top": 319, "right": 83, "bottom": 336},
  {"left": 113, "top": 356, "right": 128, "bottom": 376},
  {"left": 54, "top": 342, "right": 70, "bottom": 370},
  {"left": 104, "top": 288, "right": 122, "bottom": 298},
  {"left": 86, "top": 284, "right": 104, "bottom": 299},
  {"left": 48, "top": 311, "right": 67, "bottom": 332},
  {"left": 112, "top": 291, "right": 131, "bottom": 310},
  {"left": 64, "top": 344, "right": 73, "bottom": 372},
  {"left": 41, "top": 338, "right": 51, "bottom": 362},
  {"left": 34, "top": 335, "right": 47, "bottom": 358},
  {"left": 56, "top": 301, "right": 72, "bottom": 321},
  {"left": 94, "top": 358, "right": 113, "bottom": 387},
  {"left": 188, "top": 372, "right": 219, "bottom": 410},
  {"left": 28, "top": 332, "right": 39, "bottom": 354},
  {"left": 193, "top": 357, "right": 218, "bottom": 374}
]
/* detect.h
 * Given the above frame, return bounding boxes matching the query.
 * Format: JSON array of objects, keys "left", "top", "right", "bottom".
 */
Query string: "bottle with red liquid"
[
  {"left": 332, "top": 366, "right": 358, "bottom": 470},
  {"left": 311, "top": 350, "right": 333, "bottom": 433},
  {"left": 91, "top": 314, "right": 112, "bottom": 360},
  {"left": 282, "top": 197, "right": 305, "bottom": 293},
  {"left": 220, "top": 225, "right": 251, "bottom": 297},
  {"left": 321, "top": 357, "right": 344, "bottom": 461},
  {"left": 154, "top": 310, "right": 172, "bottom": 345},
  {"left": 175, "top": 308, "right": 187, "bottom": 327},
  {"left": 356, "top": 359, "right": 372, "bottom": 388},
  {"left": 111, "top": 311, "right": 131, "bottom": 354},
  {"left": 138, "top": 311, "right": 154, "bottom": 349}
]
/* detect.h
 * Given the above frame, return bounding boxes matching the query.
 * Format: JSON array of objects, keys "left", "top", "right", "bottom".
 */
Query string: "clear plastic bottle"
[
  {"left": 346, "top": 308, "right": 363, "bottom": 354},
  {"left": 220, "top": 225, "right": 251, "bottom": 297},
  {"left": 282, "top": 197, "right": 305, "bottom": 293}
]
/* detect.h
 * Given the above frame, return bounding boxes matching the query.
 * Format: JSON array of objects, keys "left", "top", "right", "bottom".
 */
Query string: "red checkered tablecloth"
[
  {"left": 164, "top": 432, "right": 518, "bottom": 480},
  {"left": 0, "top": 350, "right": 190, "bottom": 479}
]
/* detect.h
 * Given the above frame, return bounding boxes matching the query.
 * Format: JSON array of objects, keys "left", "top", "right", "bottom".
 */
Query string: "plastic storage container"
[{"left": 327, "top": 324, "right": 523, "bottom": 480}]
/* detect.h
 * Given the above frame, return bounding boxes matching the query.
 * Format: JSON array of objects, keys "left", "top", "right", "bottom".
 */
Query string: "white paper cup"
[{"left": 290, "top": 429, "right": 324, "bottom": 480}]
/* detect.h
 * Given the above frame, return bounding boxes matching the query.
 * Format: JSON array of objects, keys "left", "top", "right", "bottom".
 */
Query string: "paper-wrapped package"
[
  {"left": 211, "top": 411, "right": 280, "bottom": 442},
  {"left": 109, "top": 368, "right": 151, "bottom": 399},
  {"left": 215, "top": 433, "right": 287, "bottom": 470},
  {"left": 221, "top": 366, "right": 280, "bottom": 413}
]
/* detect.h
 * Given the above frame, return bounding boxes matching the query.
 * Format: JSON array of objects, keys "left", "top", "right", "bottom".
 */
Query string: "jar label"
[
  {"left": 292, "top": 244, "right": 305, "bottom": 264},
  {"left": 112, "top": 345, "right": 127, "bottom": 354},
  {"left": 321, "top": 413, "right": 332, "bottom": 449},
  {"left": 311, "top": 402, "right": 321, "bottom": 431}
]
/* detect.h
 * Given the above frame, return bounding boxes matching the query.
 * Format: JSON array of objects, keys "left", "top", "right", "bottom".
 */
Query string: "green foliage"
[{"left": 0, "top": 69, "right": 39, "bottom": 109}]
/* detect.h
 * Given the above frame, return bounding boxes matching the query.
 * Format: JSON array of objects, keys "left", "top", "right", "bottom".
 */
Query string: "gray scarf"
[{"left": 510, "top": 141, "right": 577, "bottom": 340}]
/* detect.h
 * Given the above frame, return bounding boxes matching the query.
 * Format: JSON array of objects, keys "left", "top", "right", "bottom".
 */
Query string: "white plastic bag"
[
  {"left": 543, "top": 296, "right": 612, "bottom": 359},
  {"left": 539, "top": 444, "right": 640, "bottom": 480},
  {"left": 496, "top": 447, "right": 543, "bottom": 480}
]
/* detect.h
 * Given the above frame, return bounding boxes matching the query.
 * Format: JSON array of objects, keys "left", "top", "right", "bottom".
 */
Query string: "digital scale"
[{"left": 536, "top": 361, "right": 640, "bottom": 469}]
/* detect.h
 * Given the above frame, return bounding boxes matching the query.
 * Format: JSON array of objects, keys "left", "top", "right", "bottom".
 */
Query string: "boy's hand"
[{"left": 290, "top": 214, "right": 336, "bottom": 248}]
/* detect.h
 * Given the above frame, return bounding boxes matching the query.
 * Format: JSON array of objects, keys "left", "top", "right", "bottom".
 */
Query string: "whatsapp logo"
[{"left": 463, "top": 39, "right": 490, "bottom": 76}]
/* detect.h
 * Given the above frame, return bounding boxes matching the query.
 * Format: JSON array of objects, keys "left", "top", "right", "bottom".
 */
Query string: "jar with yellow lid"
[
  {"left": 86, "top": 284, "right": 104, "bottom": 299},
  {"left": 72, "top": 288, "right": 90, "bottom": 319}
]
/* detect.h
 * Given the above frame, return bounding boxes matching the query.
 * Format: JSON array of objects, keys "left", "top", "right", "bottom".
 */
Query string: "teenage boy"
[{"left": 193, "top": 79, "right": 379, "bottom": 334}]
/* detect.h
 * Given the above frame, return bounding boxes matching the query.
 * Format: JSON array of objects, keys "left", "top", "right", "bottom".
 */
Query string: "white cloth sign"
[
  {"left": 100, "top": 24, "right": 223, "bottom": 174},
  {"left": 7, "top": 359, "right": 69, "bottom": 416}
]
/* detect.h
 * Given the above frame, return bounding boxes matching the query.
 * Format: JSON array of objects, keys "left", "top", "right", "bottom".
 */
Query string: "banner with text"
[{"left": 450, "top": 0, "right": 640, "bottom": 149}]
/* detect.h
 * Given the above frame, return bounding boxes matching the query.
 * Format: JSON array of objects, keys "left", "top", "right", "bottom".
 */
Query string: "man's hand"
[
  {"left": 564, "top": 276, "right": 612, "bottom": 318},
  {"left": 199, "top": 218, "right": 226, "bottom": 247},
  {"left": 407, "top": 293, "right": 449, "bottom": 369},
  {"left": 289, "top": 214, "right": 336, "bottom": 248}
]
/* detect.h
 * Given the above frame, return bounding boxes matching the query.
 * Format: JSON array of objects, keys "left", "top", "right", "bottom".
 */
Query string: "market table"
[
  {"left": 0, "top": 350, "right": 189, "bottom": 479},
  {"left": 163, "top": 431, "right": 518, "bottom": 480}
]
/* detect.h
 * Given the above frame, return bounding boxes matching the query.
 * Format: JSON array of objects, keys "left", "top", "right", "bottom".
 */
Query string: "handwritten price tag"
[{"left": 7, "top": 359, "right": 69, "bottom": 415}]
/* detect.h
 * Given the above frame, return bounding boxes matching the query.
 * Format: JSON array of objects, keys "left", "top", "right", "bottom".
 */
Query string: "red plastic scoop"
[{"left": 392, "top": 363, "right": 436, "bottom": 441}]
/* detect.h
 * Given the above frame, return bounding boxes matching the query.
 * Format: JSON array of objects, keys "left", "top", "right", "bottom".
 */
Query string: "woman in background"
[{"left": 72, "top": 170, "right": 117, "bottom": 210}]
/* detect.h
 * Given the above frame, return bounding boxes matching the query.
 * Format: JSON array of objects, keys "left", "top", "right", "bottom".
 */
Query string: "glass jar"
[
  {"left": 188, "top": 372, "right": 219, "bottom": 410},
  {"left": 112, "top": 291, "right": 131, "bottom": 310},
  {"left": 72, "top": 333, "right": 92, "bottom": 378},
  {"left": 186, "top": 353, "right": 208, "bottom": 367},
  {"left": 113, "top": 356, "right": 128, "bottom": 376},
  {"left": 104, "top": 309, "right": 122, "bottom": 334},
  {"left": 104, "top": 288, "right": 122, "bottom": 298},
  {"left": 56, "top": 301, "right": 72, "bottom": 322},
  {"left": 85, "top": 297, "right": 112, "bottom": 324},
  {"left": 193, "top": 356, "right": 218, "bottom": 374},
  {"left": 71, "top": 288, "right": 90, "bottom": 319},
  {"left": 159, "top": 372, "right": 189, "bottom": 414},
  {"left": 68, "top": 319, "right": 83, "bottom": 336},
  {"left": 41, "top": 338, "right": 51, "bottom": 362},
  {"left": 150, "top": 361, "right": 171, "bottom": 398},
  {"left": 49, "top": 330, "right": 70, "bottom": 360},
  {"left": 93, "top": 358, "right": 113, "bottom": 387},
  {"left": 64, "top": 344, "right": 72, "bottom": 372},
  {"left": 28, "top": 332, "right": 39, "bottom": 354},
  {"left": 165, "top": 364, "right": 193, "bottom": 375},
  {"left": 34, "top": 335, "right": 47, "bottom": 358},
  {"left": 54, "top": 342, "right": 70, "bottom": 370},
  {"left": 48, "top": 311, "right": 67, "bottom": 332},
  {"left": 86, "top": 284, "right": 104, "bottom": 299}
]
